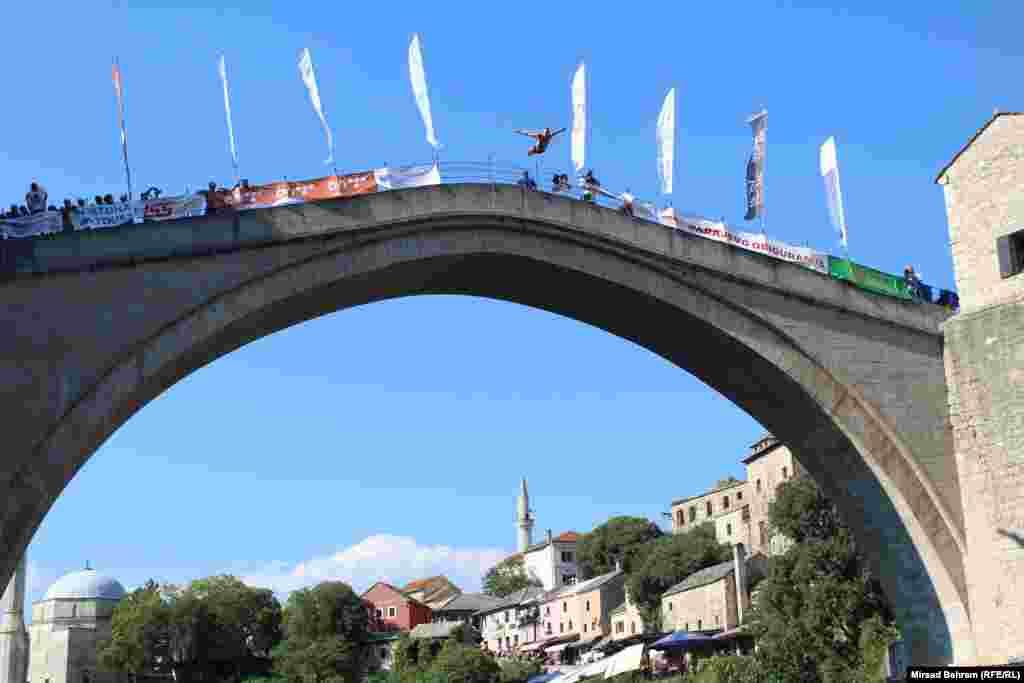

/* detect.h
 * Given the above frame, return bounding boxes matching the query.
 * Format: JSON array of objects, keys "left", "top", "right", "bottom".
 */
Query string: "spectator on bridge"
[
  {"left": 904, "top": 265, "right": 922, "bottom": 301},
  {"left": 552, "top": 173, "right": 571, "bottom": 193},
  {"left": 119, "top": 193, "right": 129, "bottom": 203},
  {"left": 621, "top": 188, "right": 635, "bottom": 217},
  {"left": 518, "top": 170, "right": 537, "bottom": 191},
  {"left": 93, "top": 195, "right": 103, "bottom": 206},
  {"left": 61, "top": 199, "right": 74, "bottom": 232},
  {"left": 18, "top": 206, "right": 28, "bottom": 217},
  {"left": 103, "top": 194, "right": 115, "bottom": 205},
  {"left": 76, "top": 198, "right": 86, "bottom": 208},
  {"left": 25, "top": 182, "right": 47, "bottom": 214}
]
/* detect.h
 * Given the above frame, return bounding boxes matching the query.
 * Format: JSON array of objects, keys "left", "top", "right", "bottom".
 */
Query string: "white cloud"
[{"left": 240, "top": 534, "right": 510, "bottom": 598}]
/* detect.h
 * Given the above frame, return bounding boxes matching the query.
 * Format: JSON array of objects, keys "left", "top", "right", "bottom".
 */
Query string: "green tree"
[
  {"left": 482, "top": 555, "right": 541, "bottom": 598},
  {"left": 274, "top": 581, "right": 370, "bottom": 683},
  {"left": 744, "top": 478, "right": 900, "bottom": 682},
  {"left": 429, "top": 639, "right": 500, "bottom": 683},
  {"left": 97, "top": 580, "right": 171, "bottom": 680},
  {"left": 625, "top": 523, "right": 730, "bottom": 631},
  {"left": 498, "top": 656, "right": 542, "bottom": 683},
  {"left": 576, "top": 516, "right": 664, "bottom": 578}
]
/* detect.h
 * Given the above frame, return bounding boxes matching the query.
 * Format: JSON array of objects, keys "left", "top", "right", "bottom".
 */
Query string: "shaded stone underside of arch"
[{"left": 0, "top": 187, "right": 971, "bottom": 663}]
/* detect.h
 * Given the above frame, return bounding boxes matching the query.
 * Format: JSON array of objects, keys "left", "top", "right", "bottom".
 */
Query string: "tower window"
[
  {"left": 586, "top": 600, "right": 590, "bottom": 612},
  {"left": 737, "top": 491, "right": 743, "bottom": 501},
  {"left": 688, "top": 506, "right": 696, "bottom": 522},
  {"left": 676, "top": 510, "right": 684, "bottom": 527},
  {"left": 726, "top": 523, "right": 732, "bottom": 536},
  {"left": 756, "top": 479, "right": 762, "bottom": 493},
  {"left": 723, "top": 496, "right": 730, "bottom": 509},
  {"left": 782, "top": 466, "right": 788, "bottom": 479},
  {"left": 997, "top": 229, "right": 1024, "bottom": 279},
  {"left": 706, "top": 501, "right": 712, "bottom": 516}
]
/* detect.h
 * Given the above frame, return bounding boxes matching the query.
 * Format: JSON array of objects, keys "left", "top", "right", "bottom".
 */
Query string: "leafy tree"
[
  {"left": 429, "top": 639, "right": 500, "bottom": 683},
  {"left": 482, "top": 555, "right": 541, "bottom": 598},
  {"left": 98, "top": 580, "right": 171, "bottom": 680},
  {"left": 625, "top": 523, "right": 730, "bottom": 631},
  {"left": 275, "top": 581, "right": 370, "bottom": 683},
  {"left": 576, "top": 516, "right": 664, "bottom": 578},
  {"left": 744, "top": 478, "right": 900, "bottom": 682},
  {"left": 498, "top": 657, "right": 542, "bottom": 683}
]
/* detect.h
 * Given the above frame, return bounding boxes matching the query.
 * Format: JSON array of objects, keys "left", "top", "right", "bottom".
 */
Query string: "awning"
[
  {"left": 559, "top": 658, "right": 609, "bottom": 683},
  {"left": 566, "top": 634, "right": 603, "bottom": 650},
  {"left": 602, "top": 643, "right": 646, "bottom": 678},
  {"left": 526, "top": 673, "right": 562, "bottom": 683},
  {"left": 650, "top": 630, "right": 716, "bottom": 651},
  {"left": 712, "top": 627, "right": 748, "bottom": 641}
]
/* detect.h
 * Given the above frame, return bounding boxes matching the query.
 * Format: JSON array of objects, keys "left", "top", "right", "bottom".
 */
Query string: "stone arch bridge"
[{"left": 0, "top": 183, "right": 972, "bottom": 665}]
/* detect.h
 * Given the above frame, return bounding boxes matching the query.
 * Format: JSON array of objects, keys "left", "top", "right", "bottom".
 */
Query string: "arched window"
[
  {"left": 585, "top": 600, "right": 590, "bottom": 612},
  {"left": 630, "top": 622, "right": 636, "bottom": 634},
  {"left": 706, "top": 501, "right": 712, "bottom": 516},
  {"left": 676, "top": 510, "right": 684, "bottom": 527},
  {"left": 723, "top": 496, "right": 730, "bottom": 509},
  {"left": 726, "top": 523, "right": 732, "bottom": 536}
]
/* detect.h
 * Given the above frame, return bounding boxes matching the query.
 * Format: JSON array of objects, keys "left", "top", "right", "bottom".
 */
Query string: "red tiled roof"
[
  {"left": 935, "top": 112, "right": 1024, "bottom": 184},
  {"left": 554, "top": 531, "right": 580, "bottom": 543}
]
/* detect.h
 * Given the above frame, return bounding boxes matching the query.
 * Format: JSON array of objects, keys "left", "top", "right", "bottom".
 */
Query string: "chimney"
[
  {"left": 547, "top": 529, "right": 553, "bottom": 544},
  {"left": 733, "top": 543, "right": 748, "bottom": 625}
]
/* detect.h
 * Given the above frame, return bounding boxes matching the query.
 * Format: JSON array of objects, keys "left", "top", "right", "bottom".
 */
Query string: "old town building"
[
  {"left": 523, "top": 530, "right": 580, "bottom": 591},
  {"left": 401, "top": 576, "right": 461, "bottom": 611},
  {"left": 476, "top": 586, "right": 546, "bottom": 653},
  {"left": 362, "top": 582, "right": 432, "bottom": 633}
]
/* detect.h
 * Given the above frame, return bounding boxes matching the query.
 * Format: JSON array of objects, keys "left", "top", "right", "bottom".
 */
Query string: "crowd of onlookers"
[
  {"left": 0, "top": 181, "right": 173, "bottom": 231},
  {"left": 1, "top": 181, "right": 137, "bottom": 221}
]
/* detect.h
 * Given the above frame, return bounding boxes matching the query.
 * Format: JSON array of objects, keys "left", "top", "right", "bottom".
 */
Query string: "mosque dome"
[{"left": 43, "top": 568, "right": 126, "bottom": 601}]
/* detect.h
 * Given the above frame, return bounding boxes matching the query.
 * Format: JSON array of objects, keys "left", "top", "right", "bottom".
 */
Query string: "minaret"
[
  {"left": 516, "top": 478, "right": 535, "bottom": 553},
  {"left": 0, "top": 555, "right": 29, "bottom": 683}
]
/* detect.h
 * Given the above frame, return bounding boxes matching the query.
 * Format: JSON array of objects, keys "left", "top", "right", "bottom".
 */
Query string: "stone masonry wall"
[
  {"left": 943, "top": 305, "right": 1024, "bottom": 665},
  {"left": 940, "top": 114, "right": 1024, "bottom": 311},
  {"left": 940, "top": 112, "right": 1024, "bottom": 665}
]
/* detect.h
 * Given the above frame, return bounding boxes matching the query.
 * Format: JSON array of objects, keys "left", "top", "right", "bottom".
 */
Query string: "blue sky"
[{"left": 7, "top": 1, "right": 1020, "bottom": 609}]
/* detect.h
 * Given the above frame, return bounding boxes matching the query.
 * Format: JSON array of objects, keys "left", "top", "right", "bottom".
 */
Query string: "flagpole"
[{"left": 113, "top": 57, "right": 133, "bottom": 202}]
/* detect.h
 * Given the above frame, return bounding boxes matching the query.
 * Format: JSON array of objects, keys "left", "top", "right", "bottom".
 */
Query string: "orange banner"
[{"left": 206, "top": 171, "right": 377, "bottom": 211}]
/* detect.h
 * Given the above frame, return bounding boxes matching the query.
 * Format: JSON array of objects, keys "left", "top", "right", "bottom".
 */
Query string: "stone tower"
[
  {"left": 0, "top": 555, "right": 28, "bottom": 683},
  {"left": 936, "top": 111, "right": 1024, "bottom": 666},
  {"left": 516, "top": 478, "right": 534, "bottom": 553}
]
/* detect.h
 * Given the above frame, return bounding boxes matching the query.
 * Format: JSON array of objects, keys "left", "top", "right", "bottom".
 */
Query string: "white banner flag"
[
  {"left": 374, "top": 163, "right": 441, "bottom": 190},
  {"left": 298, "top": 48, "right": 335, "bottom": 165},
  {"left": 820, "top": 136, "right": 848, "bottom": 249},
  {"left": 218, "top": 56, "right": 239, "bottom": 175},
  {"left": 656, "top": 88, "right": 675, "bottom": 195},
  {"left": 409, "top": 34, "right": 439, "bottom": 150},
  {"left": 571, "top": 61, "right": 586, "bottom": 172}
]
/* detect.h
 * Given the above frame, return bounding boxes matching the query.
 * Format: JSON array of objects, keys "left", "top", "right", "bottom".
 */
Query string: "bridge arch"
[{"left": 0, "top": 187, "right": 973, "bottom": 665}]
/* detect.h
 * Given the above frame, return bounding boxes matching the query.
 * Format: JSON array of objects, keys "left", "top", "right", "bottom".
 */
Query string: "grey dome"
[{"left": 44, "top": 569, "right": 126, "bottom": 601}]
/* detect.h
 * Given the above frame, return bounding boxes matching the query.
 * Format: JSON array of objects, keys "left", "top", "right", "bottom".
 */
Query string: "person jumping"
[{"left": 514, "top": 127, "right": 567, "bottom": 156}]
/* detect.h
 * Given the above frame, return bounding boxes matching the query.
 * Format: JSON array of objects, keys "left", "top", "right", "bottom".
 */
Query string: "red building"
[{"left": 362, "top": 582, "right": 433, "bottom": 632}]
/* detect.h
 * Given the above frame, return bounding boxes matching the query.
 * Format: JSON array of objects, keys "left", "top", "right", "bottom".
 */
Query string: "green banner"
[{"left": 828, "top": 257, "right": 912, "bottom": 300}]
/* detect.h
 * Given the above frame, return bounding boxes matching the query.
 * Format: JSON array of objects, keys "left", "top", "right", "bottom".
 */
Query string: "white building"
[
  {"left": 28, "top": 566, "right": 127, "bottom": 683},
  {"left": 523, "top": 530, "right": 580, "bottom": 591}
]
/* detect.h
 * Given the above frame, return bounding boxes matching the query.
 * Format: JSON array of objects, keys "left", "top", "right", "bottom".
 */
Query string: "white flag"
[
  {"left": 819, "top": 136, "right": 848, "bottom": 249},
  {"left": 571, "top": 61, "right": 586, "bottom": 172},
  {"left": 218, "top": 56, "right": 239, "bottom": 174},
  {"left": 409, "top": 34, "right": 439, "bottom": 150},
  {"left": 297, "top": 48, "right": 335, "bottom": 165},
  {"left": 656, "top": 88, "right": 675, "bottom": 195}
]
